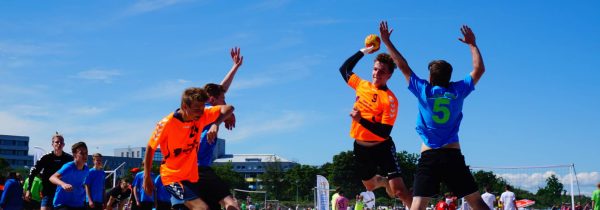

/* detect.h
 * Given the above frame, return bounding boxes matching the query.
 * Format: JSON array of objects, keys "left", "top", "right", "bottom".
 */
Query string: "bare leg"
[
  {"left": 361, "top": 175, "right": 389, "bottom": 192},
  {"left": 185, "top": 198, "right": 209, "bottom": 210},
  {"left": 464, "top": 192, "right": 489, "bottom": 210},
  {"left": 389, "top": 177, "right": 412, "bottom": 207},
  {"left": 409, "top": 196, "right": 431, "bottom": 210},
  {"left": 220, "top": 195, "right": 240, "bottom": 210}
]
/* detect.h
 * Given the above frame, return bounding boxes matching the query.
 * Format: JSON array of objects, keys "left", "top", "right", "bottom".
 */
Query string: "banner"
[{"left": 316, "top": 175, "right": 330, "bottom": 210}]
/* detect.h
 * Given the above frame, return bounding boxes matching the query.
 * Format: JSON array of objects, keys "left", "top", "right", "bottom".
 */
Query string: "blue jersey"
[
  {"left": 0, "top": 179, "right": 23, "bottom": 210},
  {"left": 154, "top": 175, "right": 171, "bottom": 202},
  {"left": 54, "top": 162, "right": 89, "bottom": 208},
  {"left": 84, "top": 168, "right": 105, "bottom": 203},
  {"left": 132, "top": 171, "right": 155, "bottom": 202},
  {"left": 197, "top": 103, "right": 217, "bottom": 167},
  {"left": 408, "top": 72, "right": 475, "bottom": 148}
]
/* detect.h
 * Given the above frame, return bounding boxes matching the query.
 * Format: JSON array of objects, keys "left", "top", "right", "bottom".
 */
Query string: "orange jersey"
[
  {"left": 347, "top": 74, "right": 398, "bottom": 141},
  {"left": 148, "top": 106, "right": 221, "bottom": 185}
]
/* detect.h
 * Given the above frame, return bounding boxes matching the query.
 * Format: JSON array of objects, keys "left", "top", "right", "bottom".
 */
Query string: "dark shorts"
[
  {"left": 413, "top": 148, "right": 478, "bottom": 198},
  {"left": 132, "top": 201, "right": 154, "bottom": 210},
  {"left": 41, "top": 195, "right": 55, "bottom": 208},
  {"left": 24, "top": 200, "right": 41, "bottom": 210},
  {"left": 157, "top": 201, "right": 172, "bottom": 210},
  {"left": 85, "top": 202, "right": 103, "bottom": 210},
  {"left": 164, "top": 181, "right": 202, "bottom": 202},
  {"left": 353, "top": 137, "right": 403, "bottom": 180},
  {"left": 55, "top": 206, "right": 85, "bottom": 210},
  {"left": 198, "top": 166, "right": 232, "bottom": 210}
]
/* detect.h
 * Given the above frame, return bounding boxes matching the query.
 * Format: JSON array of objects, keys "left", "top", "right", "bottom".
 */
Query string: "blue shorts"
[
  {"left": 165, "top": 181, "right": 201, "bottom": 202},
  {"left": 41, "top": 195, "right": 54, "bottom": 207}
]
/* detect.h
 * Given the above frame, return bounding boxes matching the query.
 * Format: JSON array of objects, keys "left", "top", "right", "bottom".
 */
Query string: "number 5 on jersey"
[{"left": 432, "top": 98, "right": 450, "bottom": 124}]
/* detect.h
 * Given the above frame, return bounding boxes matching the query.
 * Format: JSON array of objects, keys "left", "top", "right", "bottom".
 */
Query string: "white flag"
[{"left": 316, "top": 175, "right": 330, "bottom": 210}]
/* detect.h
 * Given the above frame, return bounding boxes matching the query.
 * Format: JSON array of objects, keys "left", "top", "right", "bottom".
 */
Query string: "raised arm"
[
  {"left": 206, "top": 105, "right": 235, "bottom": 143},
  {"left": 339, "top": 47, "right": 375, "bottom": 83},
  {"left": 458, "top": 25, "right": 485, "bottom": 85},
  {"left": 220, "top": 47, "right": 244, "bottom": 93},
  {"left": 380, "top": 21, "right": 413, "bottom": 83}
]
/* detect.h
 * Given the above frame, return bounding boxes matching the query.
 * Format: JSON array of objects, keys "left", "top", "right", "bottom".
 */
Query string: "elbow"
[
  {"left": 49, "top": 176, "right": 58, "bottom": 185},
  {"left": 223, "top": 105, "right": 234, "bottom": 114}
]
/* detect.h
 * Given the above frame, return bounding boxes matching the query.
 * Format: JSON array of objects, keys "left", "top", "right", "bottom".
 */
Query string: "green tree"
[
  {"left": 213, "top": 162, "right": 247, "bottom": 190},
  {"left": 472, "top": 170, "right": 508, "bottom": 194},
  {"left": 535, "top": 175, "right": 564, "bottom": 207},
  {"left": 283, "top": 164, "right": 322, "bottom": 202},
  {"left": 258, "top": 158, "right": 286, "bottom": 200},
  {"left": 0, "top": 158, "right": 11, "bottom": 172},
  {"left": 330, "top": 151, "right": 363, "bottom": 199}
]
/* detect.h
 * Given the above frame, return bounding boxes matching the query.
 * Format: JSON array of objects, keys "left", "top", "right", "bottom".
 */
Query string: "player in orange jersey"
[
  {"left": 142, "top": 87, "right": 234, "bottom": 210},
  {"left": 339, "top": 35, "right": 412, "bottom": 207}
]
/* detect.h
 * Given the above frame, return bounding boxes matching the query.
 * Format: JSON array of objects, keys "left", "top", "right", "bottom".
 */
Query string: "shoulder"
[{"left": 40, "top": 152, "right": 55, "bottom": 160}]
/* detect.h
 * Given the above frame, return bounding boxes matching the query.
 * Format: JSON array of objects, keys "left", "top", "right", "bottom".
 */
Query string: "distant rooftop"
[{"left": 213, "top": 154, "right": 294, "bottom": 163}]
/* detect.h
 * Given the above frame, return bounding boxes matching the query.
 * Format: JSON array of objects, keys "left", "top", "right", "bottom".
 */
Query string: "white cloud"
[
  {"left": 220, "top": 111, "right": 307, "bottom": 142},
  {"left": 124, "top": 0, "right": 188, "bottom": 16},
  {"left": 230, "top": 77, "right": 274, "bottom": 90},
  {"left": 493, "top": 170, "right": 600, "bottom": 196},
  {"left": 74, "top": 69, "right": 121, "bottom": 83},
  {"left": 229, "top": 55, "right": 321, "bottom": 91},
  {"left": 0, "top": 110, "right": 155, "bottom": 158},
  {"left": 134, "top": 79, "right": 191, "bottom": 100},
  {"left": 69, "top": 106, "right": 107, "bottom": 116},
  {"left": 9, "top": 105, "right": 52, "bottom": 117},
  {"left": 0, "top": 41, "right": 67, "bottom": 71}
]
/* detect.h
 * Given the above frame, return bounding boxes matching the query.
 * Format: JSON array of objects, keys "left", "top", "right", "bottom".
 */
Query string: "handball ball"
[{"left": 364, "top": 34, "right": 380, "bottom": 52}]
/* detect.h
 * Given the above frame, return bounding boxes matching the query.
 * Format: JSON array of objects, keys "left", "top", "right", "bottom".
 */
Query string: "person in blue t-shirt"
[
  {"left": 50, "top": 141, "right": 90, "bottom": 210},
  {"left": 154, "top": 175, "right": 172, "bottom": 210},
  {"left": 0, "top": 172, "right": 23, "bottom": 210},
  {"left": 193, "top": 47, "right": 243, "bottom": 210},
  {"left": 84, "top": 153, "right": 105, "bottom": 210},
  {"left": 132, "top": 162, "right": 155, "bottom": 210},
  {"left": 379, "top": 21, "right": 488, "bottom": 210}
]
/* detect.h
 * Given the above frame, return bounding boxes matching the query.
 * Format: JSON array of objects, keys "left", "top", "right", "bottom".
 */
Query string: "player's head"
[
  {"left": 204, "top": 83, "right": 226, "bottom": 105},
  {"left": 119, "top": 178, "right": 129, "bottom": 189},
  {"left": 372, "top": 53, "right": 396, "bottom": 88},
  {"left": 597, "top": 182, "right": 600, "bottom": 189},
  {"left": 428, "top": 60, "right": 453, "bottom": 88},
  {"left": 92, "top": 153, "right": 103, "bottom": 168},
  {"left": 504, "top": 185, "right": 512, "bottom": 191},
  {"left": 181, "top": 87, "right": 209, "bottom": 121},
  {"left": 51, "top": 131, "right": 65, "bottom": 152},
  {"left": 71, "top": 141, "right": 88, "bottom": 164}
]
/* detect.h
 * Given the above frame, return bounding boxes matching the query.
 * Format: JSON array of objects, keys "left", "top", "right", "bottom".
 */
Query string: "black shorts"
[
  {"left": 353, "top": 137, "right": 402, "bottom": 180},
  {"left": 413, "top": 148, "right": 478, "bottom": 198},
  {"left": 198, "top": 166, "right": 232, "bottom": 210}
]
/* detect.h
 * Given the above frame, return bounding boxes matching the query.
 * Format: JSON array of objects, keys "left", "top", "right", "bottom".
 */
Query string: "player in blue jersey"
[
  {"left": 195, "top": 47, "right": 243, "bottom": 210},
  {"left": 132, "top": 162, "right": 155, "bottom": 210},
  {"left": 84, "top": 153, "right": 105, "bottom": 210},
  {"left": 379, "top": 21, "right": 488, "bottom": 210},
  {"left": 49, "top": 142, "right": 90, "bottom": 210},
  {"left": 154, "top": 175, "right": 173, "bottom": 210}
]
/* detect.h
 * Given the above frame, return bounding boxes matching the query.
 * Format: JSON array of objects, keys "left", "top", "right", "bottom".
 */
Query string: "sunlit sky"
[{"left": 1, "top": 0, "right": 598, "bottom": 195}]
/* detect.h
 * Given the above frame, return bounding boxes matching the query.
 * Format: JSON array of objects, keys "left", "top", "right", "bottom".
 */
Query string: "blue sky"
[{"left": 1, "top": 1, "right": 599, "bottom": 195}]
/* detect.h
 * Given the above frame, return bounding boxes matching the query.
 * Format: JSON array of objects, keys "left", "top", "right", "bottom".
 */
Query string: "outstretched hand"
[
  {"left": 231, "top": 47, "right": 243, "bottom": 67},
  {"left": 224, "top": 113, "right": 236, "bottom": 130},
  {"left": 458, "top": 25, "right": 476, "bottom": 46},
  {"left": 360, "top": 46, "right": 376, "bottom": 54},
  {"left": 379, "top": 21, "right": 393, "bottom": 43}
]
